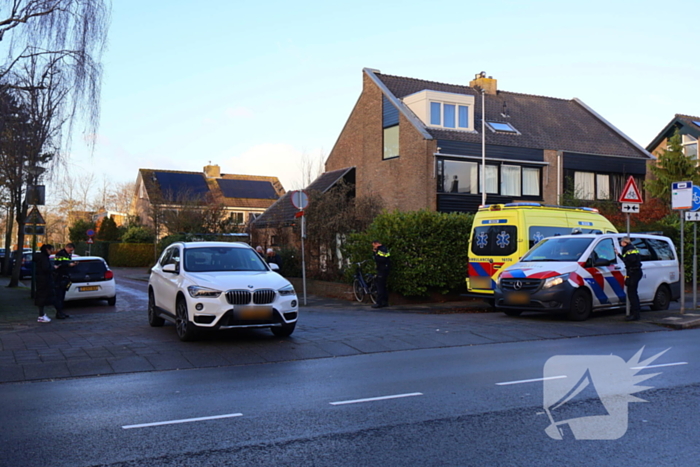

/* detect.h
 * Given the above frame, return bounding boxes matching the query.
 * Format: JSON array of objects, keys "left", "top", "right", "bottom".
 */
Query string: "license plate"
[
  {"left": 470, "top": 277, "right": 492, "bottom": 289},
  {"left": 235, "top": 305, "right": 273, "bottom": 320},
  {"left": 79, "top": 286, "right": 99, "bottom": 292},
  {"left": 505, "top": 291, "right": 530, "bottom": 305}
]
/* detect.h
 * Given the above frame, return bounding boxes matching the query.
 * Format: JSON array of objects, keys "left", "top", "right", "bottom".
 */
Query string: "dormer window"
[
  {"left": 486, "top": 121, "right": 519, "bottom": 134},
  {"left": 403, "top": 90, "right": 475, "bottom": 132}
]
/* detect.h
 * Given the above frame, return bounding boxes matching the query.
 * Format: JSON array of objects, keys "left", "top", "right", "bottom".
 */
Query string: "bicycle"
[{"left": 352, "top": 261, "right": 378, "bottom": 304}]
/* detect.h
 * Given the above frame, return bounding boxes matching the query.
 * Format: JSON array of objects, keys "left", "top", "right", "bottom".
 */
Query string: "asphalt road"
[{"left": 1, "top": 326, "right": 698, "bottom": 467}]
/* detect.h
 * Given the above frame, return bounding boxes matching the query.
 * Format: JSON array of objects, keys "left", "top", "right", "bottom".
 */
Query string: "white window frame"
[
  {"left": 682, "top": 134, "right": 698, "bottom": 159},
  {"left": 402, "top": 90, "right": 475, "bottom": 132}
]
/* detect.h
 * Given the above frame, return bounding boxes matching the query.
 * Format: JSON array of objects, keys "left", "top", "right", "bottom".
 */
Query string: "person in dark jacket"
[
  {"left": 53, "top": 243, "right": 76, "bottom": 319},
  {"left": 34, "top": 244, "right": 56, "bottom": 323},
  {"left": 372, "top": 240, "right": 391, "bottom": 308},
  {"left": 266, "top": 248, "right": 283, "bottom": 273},
  {"left": 619, "top": 237, "right": 642, "bottom": 321}
]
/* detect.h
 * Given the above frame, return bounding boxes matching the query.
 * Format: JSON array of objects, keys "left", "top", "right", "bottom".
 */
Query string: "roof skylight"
[{"left": 486, "top": 121, "right": 519, "bottom": 134}]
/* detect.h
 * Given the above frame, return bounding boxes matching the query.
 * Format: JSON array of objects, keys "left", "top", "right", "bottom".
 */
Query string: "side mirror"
[
  {"left": 269, "top": 263, "right": 280, "bottom": 271},
  {"left": 594, "top": 258, "right": 611, "bottom": 267},
  {"left": 162, "top": 263, "right": 178, "bottom": 274}
]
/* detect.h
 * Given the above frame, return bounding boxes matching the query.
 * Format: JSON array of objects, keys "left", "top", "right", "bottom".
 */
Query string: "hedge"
[
  {"left": 108, "top": 243, "right": 156, "bottom": 267},
  {"left": 344, "top": 210, "right": 474, "bottom": 297},
  {"left": 71, "top": 241, "right": 155, "bottom": 267}
]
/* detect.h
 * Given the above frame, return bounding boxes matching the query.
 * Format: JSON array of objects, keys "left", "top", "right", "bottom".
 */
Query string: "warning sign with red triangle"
[{"left": 618, "top": 176, "right": 643, "bottom": 203}]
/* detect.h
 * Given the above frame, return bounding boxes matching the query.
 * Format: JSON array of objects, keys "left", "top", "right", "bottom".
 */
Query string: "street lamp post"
[
  {"left": 481, "top": 88, "right": 486, "bottom": 206},
  {"left": 26, "top": 164, "right": 45, "bottom": 299}
]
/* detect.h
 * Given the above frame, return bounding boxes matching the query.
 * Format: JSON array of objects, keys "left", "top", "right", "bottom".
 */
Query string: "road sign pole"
[
  {"left": 681, "top": 211, "right": 685, "bottom": 314},
  {"left": 626, "top": 213, "right": 631, "bottom": 317},
  {"left": 694, "top": 223, "right": 697, "bottom": 310}
]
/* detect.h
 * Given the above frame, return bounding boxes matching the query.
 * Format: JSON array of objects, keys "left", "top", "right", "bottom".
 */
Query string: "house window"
[
  {"left": 682, "top": 134, "right": 698, "bottom": 159},
  {"left": 437, "top": 159, "right": 541, "bottom": 198},
  {"left": 574, "top": 172, "right": 595, "bottom": 200},
  {"left": 523, "top": 167, "right": 540, "bottom": 196},
  {"left": 383, "top": 125, "right": 399, "bottom": 159},
  {"left": 430, "top": 102, "right": 471, "bottom": 130},
  {"left": 574, "top": 171, "right": 612, "bottom": 200},
  {"left": 229, "top": 212, "right": 244, "bottom": 224},
  {"left": 444, "top": 160, "right": 478, "bottom": 194},
  {"left": 482, "top": 165, "right": 498, "bottom": 194},
  {"left": 501, "top": 165, "right": 521, "bottom": 196},
  {"left": 596, "top": 174, "right": 610, "bottom": 199},
  {"left": 486, "top": 121, "right": 519, "bottom": 134}
]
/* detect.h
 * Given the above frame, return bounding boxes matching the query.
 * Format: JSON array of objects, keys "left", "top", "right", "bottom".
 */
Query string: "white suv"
[
  {"left": 148, "top": 242, "right": 298, "bottom": 341},
  {"left": 494, "top": 233, "right": 680, "bottom": 320}
]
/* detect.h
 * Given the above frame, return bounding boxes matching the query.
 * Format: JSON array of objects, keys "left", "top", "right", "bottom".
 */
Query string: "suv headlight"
[
  {"left": 542, "top": 273, "right": 570, "bottom": 289},
  {"left": 278, "top": 285, "right": 296, "bottom": 296},
  {"left": 187, "top": 286, "right": 222, "bottom": 298}
]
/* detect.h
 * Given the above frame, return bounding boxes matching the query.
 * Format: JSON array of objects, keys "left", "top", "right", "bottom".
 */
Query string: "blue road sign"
[{"left": 693, "top": 186, "right": 700, "bottom": 212}]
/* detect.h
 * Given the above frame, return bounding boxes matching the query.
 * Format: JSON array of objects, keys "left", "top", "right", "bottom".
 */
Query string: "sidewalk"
[{"left": 1, "top": 273, "right": 700, "bottom": 385}]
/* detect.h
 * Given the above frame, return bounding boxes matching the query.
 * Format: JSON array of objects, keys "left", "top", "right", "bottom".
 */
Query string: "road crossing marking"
[
  {"left": 495, "top": 375, "right": 567, "bottom": 386},
  {"left": 122, "top": 413, "right": 243, "bottom": 429},
  {"left": 330, "top": 392, "right": 423, "bottom": 406}
]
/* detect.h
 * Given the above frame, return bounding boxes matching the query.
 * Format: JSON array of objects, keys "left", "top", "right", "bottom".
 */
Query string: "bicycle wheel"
[
  {"left": 352, "top": 278, "right": 365, "bottom": 302},
  {"left": 367, "top": 275, "right": 378, "bottom": 304}
]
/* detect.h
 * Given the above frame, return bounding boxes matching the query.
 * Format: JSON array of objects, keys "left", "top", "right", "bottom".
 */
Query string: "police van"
[
  {"left": 494, "top": 233, "right": 680, "bottom": 320},
  {"left": 467, "top": 203, "right": 618, "bottom": 297}
]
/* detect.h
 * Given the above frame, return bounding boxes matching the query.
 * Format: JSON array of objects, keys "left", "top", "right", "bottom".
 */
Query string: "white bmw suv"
[{"left": 148, "top": 241, "right": 298, "bottom": 341}]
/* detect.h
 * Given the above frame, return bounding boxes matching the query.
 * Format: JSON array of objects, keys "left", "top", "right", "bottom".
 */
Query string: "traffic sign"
[
  {"left": 621, "top": 203, "right": 640, "bottom": 213},
  {"left": 86, "top": 237, "right": 94, "bottom": 244},
  {"left": 672, "top": 181, "right": 693, "bottom": 210},
  {"left": 290, "top": 190, "right": 309, "bottom": 210},
  {"left": 26, "top": 207, "right": 46, "bottom": 225},
  {"left": 86, "top": 229, "right": 95, "bottom": 237},
  {"left": 692, "top": 186, "right": 700, "bottom": 212},
  {"left": 685, "top": 211, "right": 700, "bottom": 221},
  {"left": 618, "top": 176, "right": 643, "bottom": 203}
]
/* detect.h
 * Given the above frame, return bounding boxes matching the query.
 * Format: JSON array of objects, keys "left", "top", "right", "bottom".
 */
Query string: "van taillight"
[{"left": 105, "top": 270, "right": 114, "bottom": 280}]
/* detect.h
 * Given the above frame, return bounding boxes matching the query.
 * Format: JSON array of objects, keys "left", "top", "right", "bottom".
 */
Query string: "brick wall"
[{"left": 325, "top": 71, "right": 438, "bottom": 212}]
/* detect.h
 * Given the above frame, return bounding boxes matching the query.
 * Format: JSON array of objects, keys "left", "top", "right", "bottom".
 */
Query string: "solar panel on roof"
[
  {"left": 217, "top": 179, "right": 278, "bottom": 199},
  {"left": 693, "top": 121, "right": 700, "bottom": 128},
  {"left": 153, "top": 172, "right": 210, "bottom": 202}
]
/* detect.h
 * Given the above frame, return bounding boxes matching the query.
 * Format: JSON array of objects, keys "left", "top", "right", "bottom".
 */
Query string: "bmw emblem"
[{"left": 248, "top": 285, "right": 254, "bottom": 289}]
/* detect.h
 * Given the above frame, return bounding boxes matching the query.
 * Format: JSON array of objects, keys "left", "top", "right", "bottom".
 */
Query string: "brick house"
[
  {"left": 131, "top": 164, "right": 285, "bottom": 236},
  {"left": 324, "top": 68, "right": 654, "bottom": 213},
  {"left": 646, "top": 114, "right": 699, "bottom": 159}
]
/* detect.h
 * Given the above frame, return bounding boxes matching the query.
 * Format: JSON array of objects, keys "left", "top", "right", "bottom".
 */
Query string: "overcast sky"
[{"left": 60, "top": 0, "right": 700, "bottom": 198}]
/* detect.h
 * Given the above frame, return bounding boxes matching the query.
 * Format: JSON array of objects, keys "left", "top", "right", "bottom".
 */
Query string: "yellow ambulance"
[{"left": 467, "top": 203, "right": 618, "bottom": 297}]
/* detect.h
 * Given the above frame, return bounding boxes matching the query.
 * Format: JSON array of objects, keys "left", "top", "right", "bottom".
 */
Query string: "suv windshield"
[
  {"left": 520, "top": 237, "right": 593, "bottom": 262},
  {"left": 184, "top": 247, "right": 268, "bottom": 272}
]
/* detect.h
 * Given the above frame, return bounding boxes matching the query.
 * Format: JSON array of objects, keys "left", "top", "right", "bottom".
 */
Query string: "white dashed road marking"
[
  {"left": 330, "top": 392, "right": 423, "bottom": 406},
  {"left": 122, "top": 413, "right": 243, "bottom": 429},
  {"left": 495, "top": 375, "right": 567, "bottom": 386}
]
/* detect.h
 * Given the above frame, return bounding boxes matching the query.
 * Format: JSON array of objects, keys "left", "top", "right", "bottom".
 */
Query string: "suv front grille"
[
  {"left": 226, "top": 290, "right": 251, "bottom": 305},
  {"left": 253, "top": 289, "right": 275, "bottom": 304},
  {"left": 225, "top": 289, "right": 276, "bottom": 305},
  {"left": 500, "top": 278, "right": 542, "bottom": 292}
]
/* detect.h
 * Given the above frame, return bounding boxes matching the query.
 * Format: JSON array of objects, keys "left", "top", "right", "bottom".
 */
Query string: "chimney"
[
  {"left": 203, "top": 164, "right": 221, "bottom": 178},
  {"left": 469, "top": 71, "right": 497, "bottom": 95}
]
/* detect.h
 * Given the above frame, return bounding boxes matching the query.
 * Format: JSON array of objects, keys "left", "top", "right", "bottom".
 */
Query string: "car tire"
[
  {"left": 503, "top": 309, "right": 522, "bottom": 317},
  {"left": 352, "top": 278, "right": 365, "bottom": 302},
  {"left": 271, "top": 322, "right": 296, "bottom": 337},
  {"left": 650, "top": 285, "right": 671, "bottom": 311},
  {"left": 568, "top": 289, "right": 592, "bottom": 321},
  {"left": 107, "top": 296, "right": 116, "bottom": 306},
  {"left": 148, "top": 289, "right": 165, "bottom": 327},
  {"left": 175, "top": 296, "right": 197, "bottom": 341}
]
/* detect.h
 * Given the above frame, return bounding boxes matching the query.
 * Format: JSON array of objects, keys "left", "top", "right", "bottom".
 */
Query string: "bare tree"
[
  {"left": 0, "top": 1, "right": 109, "bottom": 286},
  {"left": 297, "top": 150, "right": 325, "bottom": 189}
]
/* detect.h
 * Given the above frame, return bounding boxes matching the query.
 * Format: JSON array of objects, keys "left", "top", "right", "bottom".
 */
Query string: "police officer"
[
  {"left": 619, "top": 237, "right": 642, "bottom": 321},
  {"left": 371, "top": 240, "right": 391, "bottom": 308},
  {"left": 54, "top": 243, "right": 76, "bottom": 319}
]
